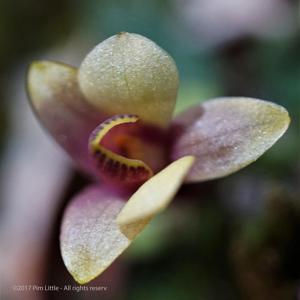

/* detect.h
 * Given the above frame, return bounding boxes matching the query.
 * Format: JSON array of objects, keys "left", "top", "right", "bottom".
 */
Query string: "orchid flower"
[{"left": 27, "top": 32, "right": 290, "bottom": 284}]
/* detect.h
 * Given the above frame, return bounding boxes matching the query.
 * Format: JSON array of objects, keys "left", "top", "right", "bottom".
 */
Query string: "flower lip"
[{"left": 89, "top": 114, "right": 156, "bottom": 190}]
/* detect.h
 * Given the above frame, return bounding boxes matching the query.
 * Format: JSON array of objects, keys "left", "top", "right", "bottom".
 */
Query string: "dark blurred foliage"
[
  {"left": 0, "top": 0, "right": 75, "bottom": 151},
  {"left": 231, "top": 188, "right": 300, "bottom": 300},
  {"left": 0, "top": 1, "right": 299, "bottom": 300}
]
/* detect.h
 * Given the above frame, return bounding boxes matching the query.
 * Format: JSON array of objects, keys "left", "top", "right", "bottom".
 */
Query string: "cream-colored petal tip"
[
  {"left": 117, "top": 156, "right": 195, "bottom": 227},
  {"left": 27, "top": 60, "right": 77, "bottom": 109}
]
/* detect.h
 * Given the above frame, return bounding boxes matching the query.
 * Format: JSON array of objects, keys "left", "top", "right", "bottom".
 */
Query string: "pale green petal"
[{"left": 78, "top": 32, "right": 179, "bottom": 128}]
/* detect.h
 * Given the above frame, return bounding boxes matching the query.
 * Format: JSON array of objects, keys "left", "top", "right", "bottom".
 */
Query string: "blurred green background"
[{"left": 0, "top": 0, "right": 299, "bottom": 300}]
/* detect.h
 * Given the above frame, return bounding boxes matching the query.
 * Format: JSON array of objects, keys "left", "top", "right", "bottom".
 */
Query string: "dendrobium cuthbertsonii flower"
[{"left": 27, "top": 32, "right": 290, "bottom": 284}]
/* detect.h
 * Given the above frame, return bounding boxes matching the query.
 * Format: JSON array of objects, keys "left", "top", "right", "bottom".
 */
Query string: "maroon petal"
[
  {"left": 27, "top": 61, "right": 106, "bottom": 174},
  {"left": 170, "top": 97, "right": 290, "bottom": 182}
]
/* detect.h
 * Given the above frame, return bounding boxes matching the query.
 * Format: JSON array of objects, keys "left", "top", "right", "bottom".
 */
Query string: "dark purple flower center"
[{"left": 89, "top": 114, "right": 168, "bottom": 191}]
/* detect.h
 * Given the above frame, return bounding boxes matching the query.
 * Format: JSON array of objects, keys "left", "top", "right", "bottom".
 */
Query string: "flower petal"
[
  {"left": 170, "top": 97, "right": 290, "bottom": 182},
  {"left": 78, "top": 32, "right": 179, "bottom": 128},
  {"left": 27, "top": 60, "right": 105, "bottom": 172},
  {"left": 60, "top": 186, "right": 147, "bottom": 284},
  {"left": 117, "top": 156, "right": 195, "bottom": 228}
]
